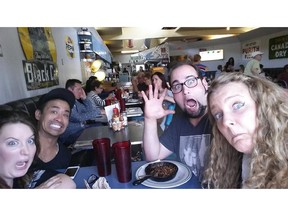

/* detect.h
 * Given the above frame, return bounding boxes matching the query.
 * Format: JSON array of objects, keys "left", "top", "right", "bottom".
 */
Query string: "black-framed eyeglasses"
[{"left": 171, "top": 76, "right": 200, "bottom": 94}]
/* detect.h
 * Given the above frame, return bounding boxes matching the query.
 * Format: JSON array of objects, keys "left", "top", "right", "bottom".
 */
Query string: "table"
[
  {"left": 68, "top": 160, "right": 202, "bottom": 189},
  {"left": 73, "top": 120, "right": 145, "bottom": 149},
  {"left": 126, "top": 107, "right": 143, "bottom": 117},
  {"left": 125, "top": 98, "right": 143, "bottom": 106}
]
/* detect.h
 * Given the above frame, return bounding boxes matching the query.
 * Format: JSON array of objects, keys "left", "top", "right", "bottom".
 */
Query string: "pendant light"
[{"left": 91, "top": 59, "right": 106, "bottom": 81}]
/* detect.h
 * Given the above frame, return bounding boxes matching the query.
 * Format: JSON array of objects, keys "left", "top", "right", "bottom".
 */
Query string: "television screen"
[{"left": 199, "top": 49, "right": 224, "bottom": 61}]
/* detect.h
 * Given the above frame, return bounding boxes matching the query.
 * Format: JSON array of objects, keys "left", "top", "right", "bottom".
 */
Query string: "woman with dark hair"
[
  {"left": 224, "top": 57, "right": 235, "bottom": 72},
  {"left": 151, "top": 72, "right": 175, "bottom": 130},
  {"left": 0, "top": 109, "right": 76, "bottom": 189},
  {"left": 87, "top": 79, "right": 114, "bottom": 109},
  {"left": 203, "top": 72, "right": 288, "bottom": 188}
]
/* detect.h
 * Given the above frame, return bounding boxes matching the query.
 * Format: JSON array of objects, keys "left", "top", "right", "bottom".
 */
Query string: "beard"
[{"left": 184, "top": 102, "right": 207, "bottom": 119}]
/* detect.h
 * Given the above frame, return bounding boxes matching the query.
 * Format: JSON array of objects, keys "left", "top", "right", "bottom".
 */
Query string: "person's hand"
[
  {"left": 36, "top": 175, "right": 63, "bottom": 189},
  {"left": 141, "top": 85, "right": 175, "bottom": 120},
  {"left": 80, "top": 88, "right": 87, "bottom": 100}
]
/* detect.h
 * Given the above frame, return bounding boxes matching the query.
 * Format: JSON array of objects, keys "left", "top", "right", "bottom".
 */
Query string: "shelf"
[
  {"left": 79, "top": 41, "right": 92, "bottom": 44},
  {"left": 78, "top": 31, "right": 92, "bottom": 36},
  {"left": 80, "top": 50, "right": 94, "bottom": 53}
]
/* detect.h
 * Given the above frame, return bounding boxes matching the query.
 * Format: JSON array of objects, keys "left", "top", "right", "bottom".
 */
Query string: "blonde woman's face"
[{"left": 209, "top": 82, "right": 257, "bottom": 154}]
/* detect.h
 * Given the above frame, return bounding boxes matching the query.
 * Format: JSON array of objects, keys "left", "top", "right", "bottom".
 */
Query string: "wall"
[
  {"left": 0, "top": 27, "right": 110, "bottom": 104},
  {"left": 0, "top": 27, "right": 81, "bottom": 104}
]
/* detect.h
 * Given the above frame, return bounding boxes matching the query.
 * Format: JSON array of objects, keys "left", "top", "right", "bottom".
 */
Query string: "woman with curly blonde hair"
[{"left": 202, "top": 72, "right": 288, "bottom": 188}]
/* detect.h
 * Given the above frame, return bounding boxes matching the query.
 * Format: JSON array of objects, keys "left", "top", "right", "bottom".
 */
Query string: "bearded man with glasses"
[{"left": 141, "top": 61, "right": 212, "bottom": 182}]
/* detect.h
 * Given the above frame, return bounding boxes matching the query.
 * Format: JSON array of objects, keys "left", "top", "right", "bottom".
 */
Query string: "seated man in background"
[
  {"left": 59, "top": 79, "right": 103, "bottom": 146},
  {"left": 32, "top": 88, "right": 75, "bottom": 170}
]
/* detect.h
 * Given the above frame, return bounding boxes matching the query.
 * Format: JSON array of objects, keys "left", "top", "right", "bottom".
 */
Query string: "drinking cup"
[
  {"left": 92, "top": 138, "right": 112, "bottom": 176},
  {"left": 113, "top": 141, "right": 132, "bottom": 183},
  {"left": 119, "top": 98, "right": 126, "bottom": 112},
  {"left": 105, "top": 98, "right": 111, "bottom": 106}
]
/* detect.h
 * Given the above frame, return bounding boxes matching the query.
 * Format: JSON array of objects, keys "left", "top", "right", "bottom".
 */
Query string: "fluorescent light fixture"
[{"left": 121, "top": 50, "right": 139, "bottom": 54}]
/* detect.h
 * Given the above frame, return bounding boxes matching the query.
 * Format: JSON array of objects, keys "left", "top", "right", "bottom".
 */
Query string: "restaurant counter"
[{"left": 63, "top": 160, "right": 202, "bottom": 189}]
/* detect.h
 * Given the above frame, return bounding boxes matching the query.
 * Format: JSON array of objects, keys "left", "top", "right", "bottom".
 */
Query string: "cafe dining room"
[{"left": 1, "top": 1, "right": 288, "bottom": 214}]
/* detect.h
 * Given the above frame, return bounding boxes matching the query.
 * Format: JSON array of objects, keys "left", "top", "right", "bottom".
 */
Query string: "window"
[{"left": 199, "top": 49, "right": 224, "bottom": 61}]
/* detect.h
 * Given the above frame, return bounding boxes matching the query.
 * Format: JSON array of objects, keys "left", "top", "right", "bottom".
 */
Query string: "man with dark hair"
[
  {"left": 32, "top": 88, "right": 75, "bottom": 170},
  {"left": 59, "top": 79, "right": 103, "bottom": 146},
  {"left": 142, "top": 61, "right": 212, "bottom": 182}
]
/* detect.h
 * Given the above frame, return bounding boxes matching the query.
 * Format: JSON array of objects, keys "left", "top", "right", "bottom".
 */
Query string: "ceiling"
[
  {"left": 95, "top": 27, "right": 258, "bottom": 56},
  {"left": 95, "top": 27, "right": 288, "bottom": 59}
]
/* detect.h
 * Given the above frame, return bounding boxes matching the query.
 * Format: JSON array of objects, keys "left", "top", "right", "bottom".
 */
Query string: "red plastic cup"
[
  {"left": 119, "top": 98, "right": 126, "bottom": 112},
  {"left": 113, "top": 141, "right": 132, "bottom": 183},
  {"left": 92, "top": 138, "right": 112, "bottom": 176},
  {"left": 105, "top": 98, "right": 111, "bottom": 106}
]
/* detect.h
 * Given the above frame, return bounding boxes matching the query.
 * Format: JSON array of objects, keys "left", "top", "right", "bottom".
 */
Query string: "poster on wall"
[
  {"left": 242, "top": 40, "right": 260, "bottom": 60},
  {"left": 269, "top": 35, "right": 288, "bottom": 59},
  {"left": 17, "top": 27, "right": 59, "bottom": 90},
  {"left": 65, "top": 36, "right": 75, "bottom": 58}
]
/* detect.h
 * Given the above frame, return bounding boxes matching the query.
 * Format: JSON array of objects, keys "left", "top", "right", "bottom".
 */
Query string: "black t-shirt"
[
  {"left": 31, "top": 143, "right": 71, "bottom": 170},
  {"left": 160, "top": 113, "right": 212, "bottom": 181}
]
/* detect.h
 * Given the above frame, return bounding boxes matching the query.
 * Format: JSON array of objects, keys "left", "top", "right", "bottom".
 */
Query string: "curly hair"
[{"left": 202, "top": 72, "right": 288, "bottom": 188}]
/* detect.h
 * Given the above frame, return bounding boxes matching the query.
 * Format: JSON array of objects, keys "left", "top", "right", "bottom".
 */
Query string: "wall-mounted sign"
[
  {"left": 130, "top": 43, "right": 170, "bottom": 64},
  {"left": 269, "top": 35, "right": 288, "bottom": 59},
  {"left": 65, "top": 36, "right": 75, "bottom": 58},
  {"left": 22, "top": 60, "right": 59, "bottom": 90},
  {"left": 18, "top": 27, "right": 59, "bottom": 90},
  {"left": 242, "top": 40, "right": 260, "bottom": 60}
]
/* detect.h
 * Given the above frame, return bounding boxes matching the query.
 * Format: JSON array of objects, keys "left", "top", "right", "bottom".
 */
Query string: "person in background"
[
  {"left": 239, "top": 64, "right": 245, "bottom": 73},
  {"left": 215, "top": 65, "right": 223, "bottom": 79},
  {"left": 85, "top": 76, "right": 97, "bottom": 94},
  {"left": 59, "top": 79, "right": 103, "bottom": 146},
  {"left": 192, "top": 54, "right": 208, "bottom": 77},
  {"left": 150, "top": 72, "right": 175, "bottom": 131},
  {"left": 142, "top": 61, "right": 212, "bottom": 181},
  {"left": 276, "top": 64, "right": 288, "bottom": 84},
  {"left": 244, "top": 51, "right": 263, "bottom": 76},
  {"left": 143, "top": 72, "right": 152, "bottom": 96},
  {"left": 132, "top": 72, "right": 148, "bottom": 98},
  {"left": 203, "top": 72, "right": 288, "bottom": 188},
  {"left": 224, "top": 57, "right": 235, "bottom": 72},
  {"left": 122, "top": 67, "right": 129, "bottom": 74},
  {"left": 87, "top": 79, "right": 114, "bottom": 109},
  {"left": 259, "top": 64, "right": 267, "bottom": 79},
  {"left": 32, "top": 88, "right": 75, "bottom": 170},
  {"left": 0, "top": 108, "right": 76, "bottom": 189}
]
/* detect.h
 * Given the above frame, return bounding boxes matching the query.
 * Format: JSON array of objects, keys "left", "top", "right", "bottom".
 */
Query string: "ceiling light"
[
  {"left": 94, "top": 69, "right": 106, "bottom": 81},
  {"left": 208, "top": 34, "right": 235, "bottom": 40},
  {"left": 121, "top": 50, "right": 139, "bottom": 54}
]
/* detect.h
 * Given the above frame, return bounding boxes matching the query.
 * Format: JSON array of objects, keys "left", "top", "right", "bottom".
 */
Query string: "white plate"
[{"left": 135, "top": 160, "right": 192, "bottom": 189}]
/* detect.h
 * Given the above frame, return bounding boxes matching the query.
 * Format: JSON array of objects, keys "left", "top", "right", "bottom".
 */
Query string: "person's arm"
[
  {"left": 141, "top": 85, "right": 175, "bottom": 161},
  {"left": 36, "top": 173, "right": 76, "bottom": 189},
  {"left": 251, "top": 62, "right": 261, "bottom": 76}
]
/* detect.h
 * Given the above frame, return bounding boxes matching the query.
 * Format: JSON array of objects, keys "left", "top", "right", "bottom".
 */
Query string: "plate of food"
[{"left": 135, "top": 160, "right": 192, "bottom": 188}]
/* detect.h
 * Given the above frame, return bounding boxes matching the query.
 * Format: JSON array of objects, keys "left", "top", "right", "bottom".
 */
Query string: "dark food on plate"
[{"left": 145, "top": 162, "right": 178, "bottom": 179}]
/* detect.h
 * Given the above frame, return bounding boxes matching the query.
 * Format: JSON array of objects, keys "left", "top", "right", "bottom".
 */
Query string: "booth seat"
[{"left": 1, "top": 95, "right": 43, "bottom": 121}]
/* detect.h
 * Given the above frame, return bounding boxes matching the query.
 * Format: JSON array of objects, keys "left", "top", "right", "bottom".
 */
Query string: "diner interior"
[{"left": 1, "top": 26, "right": 288, "bottom": 190}]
